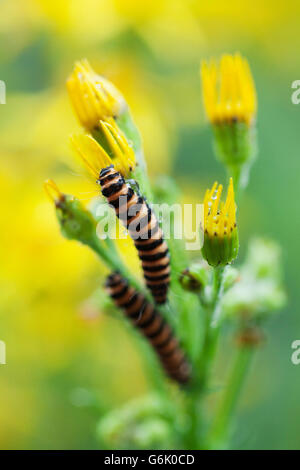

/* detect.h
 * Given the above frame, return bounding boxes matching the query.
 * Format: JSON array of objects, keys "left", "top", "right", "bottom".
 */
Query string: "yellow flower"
[
  {"left": 201, "top": 53, "right": 257, "bottom": 125},
  {"left": 44, "top": 179, "right": 65, "bottom": 205},
  {"left": 204, "top": 177, "right": 236, "bottom": 238},
  {"left": 202, "top": 178, "right": 238, "bottom": 266},
  {"left": 70, "top": 119, "right": 135, "bottom": 179},
  {"left": 66, "top": 59, "right": 127, "bottom": 131}
]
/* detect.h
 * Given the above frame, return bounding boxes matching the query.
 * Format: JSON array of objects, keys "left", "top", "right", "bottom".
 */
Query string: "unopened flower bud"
[
  {"left": 67, "top": 59, "right": 126, "bottom": 131},
  {"left": 201, "top": 54, "right": 257, "bottom": 187},
  {"left": 202, "top": 178, "right": 239, "bottom": 267},
  {"left": 179, "top": 264, "right": 208, "bottom": 292},
  {"left": 235, "top": 326, "right": 265, "bottom": 348}
]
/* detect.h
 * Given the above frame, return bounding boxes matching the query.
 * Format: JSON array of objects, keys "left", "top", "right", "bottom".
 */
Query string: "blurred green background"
[{"left": 0, "top": 0, "right": 299, "bottom": 449}]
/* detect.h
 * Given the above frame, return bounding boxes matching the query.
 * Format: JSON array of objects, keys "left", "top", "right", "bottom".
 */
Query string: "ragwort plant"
[{"left": 45, "top": 54, "right": 286, "bottom": 450}]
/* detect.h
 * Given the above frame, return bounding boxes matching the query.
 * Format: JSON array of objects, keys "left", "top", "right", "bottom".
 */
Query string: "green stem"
[
  {"left": 167, "top": 210, "right": 200, "bottom": 353},
  {"left": 88, "top": 234, "right": 169, "bottom": 392},
  {"left": 117, "top": 110, "right": 153, "bottom": 201},
  {"left": 197, "top": 321, "right": 220, "bottom": 392},
  {"left": 130, "top": 163, "right": 153, "bottom": 203},
  {"left": 185, "top": 266, "right": 226, "bottom": 448},
  {"left": 87, "top": 234, "right": 143, "bottom": 292},
  {"left": 230, "top": 165, "right": 241, "bottom": 195},
  {"left": 210, "top": 266, "right": 226, "bottom": 328},
  {"left": 228, "top": 163, "right": 250, "bottom": 201},
  {"left": 207, "top": 345, "right": 254, "bottom": 449},
  {"left": 197, "top": 266, "right": 225, "bottom": 387}
]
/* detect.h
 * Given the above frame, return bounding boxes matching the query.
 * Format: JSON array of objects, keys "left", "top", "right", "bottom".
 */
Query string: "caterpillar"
[
  {"left": 106, "top": 272, "right": 190, "bottom": 384},
  {"left": 98, "top": 165, "right": 170, "bottom": 304}
]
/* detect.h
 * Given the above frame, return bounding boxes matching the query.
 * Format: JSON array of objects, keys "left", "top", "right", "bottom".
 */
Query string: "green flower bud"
[
  {"left": 179, "top": 263, "right": 208, "bottom": 292},
  {"left": 201, "top": 54, "right": 257, "bottom": 188},
  {"left": 44, "top": 179, "right": 97, "bottom": 247},
  {"left": 213, "top": 120, "right": 256, "bottom": 166}
]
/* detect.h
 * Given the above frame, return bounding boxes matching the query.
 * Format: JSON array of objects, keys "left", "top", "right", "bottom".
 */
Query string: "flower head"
[
  {"left": 201, "top": 53, "right": 256, "bottom": 126},
  {"left": 70, "top": 118, "right": 135, "bottom": 179},
  {"left": 67, "top": 59, "right": 127, "bottom": 131},
  {"left": 202, "top": 177, "right": 238, "bottom": 267},
  {"left": 44, "top": 180, "right": 97, "bottom": 245}
]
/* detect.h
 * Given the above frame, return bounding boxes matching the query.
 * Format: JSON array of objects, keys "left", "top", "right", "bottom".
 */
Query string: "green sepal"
[
  {"left": 118, "top": 109, "right": 152, "bottom": 200},
  {"left": 212, "top": 120, "right": 256, "bottom": 167},
  {"left": 116, "top": 110, "right": 143, "bottom": 157},
  {"left": 202, "top": 228, "right": 239, "bottom": 267}
]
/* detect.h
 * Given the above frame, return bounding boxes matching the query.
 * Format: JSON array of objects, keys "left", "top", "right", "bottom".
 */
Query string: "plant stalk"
[
  {"left": 186, "top": 266, "right": 226, "bottom": 448},
  {"left": 207, "top": 345, "right": 255, "bottom": 449}
]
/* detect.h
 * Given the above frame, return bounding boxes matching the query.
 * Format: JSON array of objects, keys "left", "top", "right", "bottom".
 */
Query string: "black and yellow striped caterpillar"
[
  {"left": 106, "top": 272, "right": 190, "bottom": 384},
  {"left": 98, "top": 165, "right": 170, "bottom": 304}
]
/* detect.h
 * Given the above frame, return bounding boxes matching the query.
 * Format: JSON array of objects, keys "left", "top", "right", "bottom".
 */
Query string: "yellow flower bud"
[
  {"left": 201, "top": 54, "right": 257, "bottom": 179},
  {"left": 202, "top": 178, "right": 238, "bottom": 267},
  {"left": 67, "top": 59, "right": 126, "bottom": 131},
  {"left": 201, "top": 53, "right": 256, "bottom": 126}
]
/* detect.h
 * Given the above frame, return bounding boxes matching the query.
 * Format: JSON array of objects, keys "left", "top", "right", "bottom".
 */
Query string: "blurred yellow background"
[{"left": 0, "top": 0, "right": 299, "bottom": 449}]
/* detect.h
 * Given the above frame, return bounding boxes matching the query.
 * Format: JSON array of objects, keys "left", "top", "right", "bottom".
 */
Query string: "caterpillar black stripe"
[
  {"left": 106, "top": 272, "right": 190, "bottom": 384},
  {"left": 98, "top": 165, "right": 170, "bottom": 304}
]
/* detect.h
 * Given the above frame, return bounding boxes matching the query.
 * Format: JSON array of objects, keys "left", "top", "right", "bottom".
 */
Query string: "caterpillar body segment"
[
  {"left": 106, "top": 272, "right": 190, "bottom": 384},
  {"left": 98, "top": 166, "right": 170, "bottom": 304}
]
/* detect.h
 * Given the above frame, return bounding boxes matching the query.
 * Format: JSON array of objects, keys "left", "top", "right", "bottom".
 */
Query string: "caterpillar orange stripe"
[
  {"left": 106, "top": 272, "right": 190, "bottom": 384},
  {"left": 98, "top": 165, "right": 170, "bottom": 304}
]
